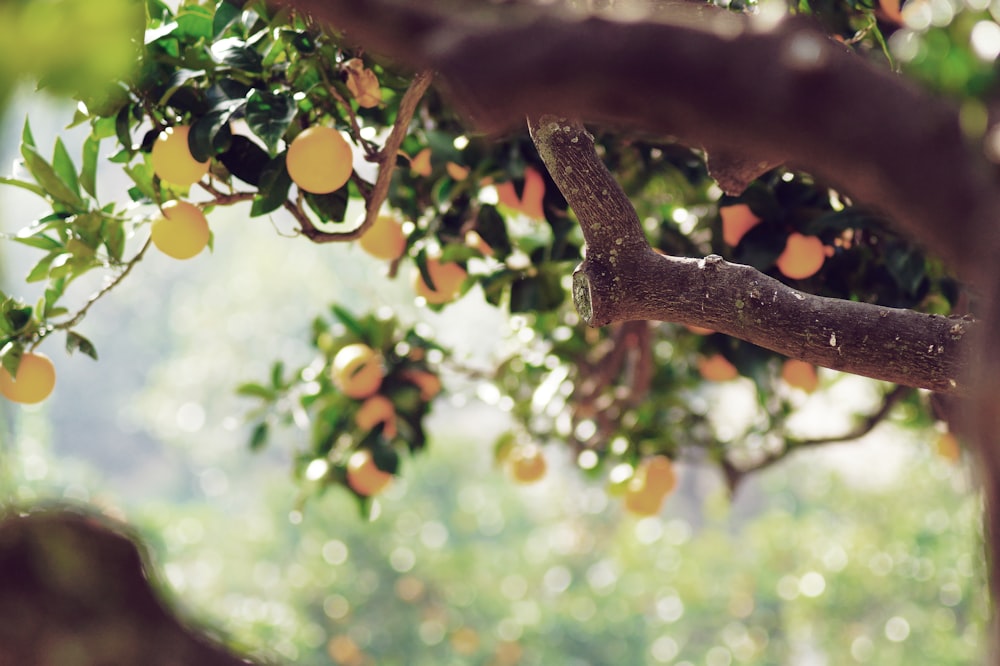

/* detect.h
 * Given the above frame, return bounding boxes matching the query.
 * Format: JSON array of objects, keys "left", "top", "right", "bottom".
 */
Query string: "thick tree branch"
[
  {"left": 530, "top": 115, "right": 973, "bottom": 393},
  {"left": 291, "top": 0, "right": 1000, "bottom": 288}
]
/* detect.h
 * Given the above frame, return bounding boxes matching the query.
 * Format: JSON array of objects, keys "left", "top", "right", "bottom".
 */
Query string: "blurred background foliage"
[{"left": 0, "top": 0, "right": 993, "bottom": 663}]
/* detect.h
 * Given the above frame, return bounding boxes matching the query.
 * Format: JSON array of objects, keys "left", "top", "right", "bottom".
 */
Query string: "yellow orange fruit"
[
  {"left": 623, "top": 486, "right": 667, "bottom": 517},
  {"left": 150, "top": 125, "right": 209, "bottom": 188},
  {"left": 343, "top": 58, "right": 382, "bottom": 108},
  {"left": 776, "top": 233, "right": 825, "bottom": 280},
  {"left": 413, "top": 259, "right": 467, "bottom": 305},
  {"left": 355, "top": 394, "right": 398, "bottom": 438},
  {"left": 346, "top": 449, "right": 393, "bottom": 496},
  {"left": 640, "top": 455, "right": 677, "bottom": 496},
  {"left": 151, "top": 200, "right": 210, "bottom": 260},
  {"left": 936, "top": 432, "right": 961, "bottom": 462},
  {"left": 359, "top": 214, "right": 406, "bottom": 261},
  {"left": 286, "top": 126, "right": 354, "bottom": 194},
  {"left": 781, "top": 359, "right": 819, "bottom": 393},
  {"left": 509, "top": 445, "right": 547, "bottom": 483},
  {"left": 402, "top": 369, "right": 442, "bottom": 401},
  {"left": 697, "top": 354, "right": 739, "bottom": 381},
  {"left": 332, "top": 343, "right": 383, "bottom": 399},
  {"left": 719, "top": 203, "right": 761, "bottom": 246},
  {"left": 410, "top": 147, "right": 432, "bottom": 177},
  {"left": 0, "top": 352, "right": 56, "bottom": 404}
]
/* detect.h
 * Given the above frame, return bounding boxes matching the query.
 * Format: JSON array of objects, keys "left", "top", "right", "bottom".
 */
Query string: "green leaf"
[
  {"left": 189, "top": 102, "right": 241, "bottom": 162},
  {"left": 330, "top": 304, "right": 367, "bottom": 339},
  {"left": 51, "top": 138, "right": 80, "bottom": 200},
  {"left": 249, "top": 421, "right": 270, "bottom": 451},
  {"left": 1, "top": 344, "right": 24, "bottom": 377},
  {"left": 245, "top": 89, "right": 296, "bottom": 153},
  {"left": 236, "top": 382, "right": 276, "bottom": 400},
  {"left": 115, "top": 104, "right": 133, "bottom": 152},
  {"left": 211, "top": 37, "right": 263, "bottom": 72},
  {"left": 250, "top": 152, "right": 292, "bottom": 216},
  {"left": 103, "top": 218, "right": 126, "bottom": 262},
  {"left": 304, "top": 189, "right": 348, "bottom": 223},
  {"left": 218, "top": 135, "right": 269, "bottom": 186},
  {"left": 4, "top": 306, "right": 33, "bottom": 334},
  {"left": 213, "top": 0, "right": 242, "bottom": 37},
  {"left": 25, "top": 253, "right": 59, "bottom": 283},
  {"left": 475, "top": 205, "right": 512, "bottom": 258},
  {"left": 21, "top": 118, "right": 36, "bottom": 150},
  {"left": 20, "top": 144, "right": 85, "bottom": 210},
  {"left": 175, "top": 4, "right": 214, "bottom": 40},
  {"left": 81, "top": 135, "right": 100, "bottom": 198},
  {"left": 12, "top": 234, "right": 63, "bottom": 251},
  {"left": 0, "top": 176, "right": 48, "bottom": 199},
  {"left": 270, "top": 361, "right": 285, "bottom": 389},
  {"left": 66, "top": 331, "right": 98, "bottom": 360}
]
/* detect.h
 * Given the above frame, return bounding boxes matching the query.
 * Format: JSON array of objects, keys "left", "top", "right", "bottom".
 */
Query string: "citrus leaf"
[
  {"left": 66, "top": 331, "right": 98, "bottom": 360},
  {"left": 245, "top": 89, "right": 296, "bottom": 153},
  {"left": 81, "top": 134, "right": 100, "bottom": 198},
  {"left": 51, "top": 137, "right": 80, "bottom": 200},
  {"left": 250, "top": 152, "right": 292, "bottom": 216},
  {"left": 219, "top": 135, "right": 269, "bottom": 186},
  {"left": 0, "top": 176, "right": 48, "bottom": 199},
  {"left": 249, "top": 421, "right": 270, "bottom": 451},
  {"left": 20, "top": 144, "right": 85, "bottom": 210}
]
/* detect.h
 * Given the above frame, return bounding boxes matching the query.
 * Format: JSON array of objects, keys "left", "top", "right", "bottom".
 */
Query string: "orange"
[
  {"left": 402, "top": 369, "right": 442, "bottom": 401},
  {"left": 623, "top": 486, "right": 667, "bottom": 517},
  {"left": 151, "top": 200, "right": 210, "bottom": 260},
  {"left": 446, "top": 162, "right": 470, "bottom": 181},
  {"left": 776, "top": 233, "right": 825, "bottom": 280},
  {"left": 286, "top": 126, "right": 354, "bottom": 194},
  {"left": 640, "top": 455, "right": 677, "bottom": 496},
  {"left": 936, "top": 432, "right": 961, "bottom": 462},
  {"left": 359, "top": 214, "right": 407, "bottom": 260},
  {"left": 719, "top": 204, "right": 761, "bottom": 246},
  {"left": 409, "top": 148, "right": 432, "bottom": 177},
  {"left": 346, "top": 449, "right": 393, "bottom": 496},
  {"left": 0, "top": 352, "right": 56, "bottom": 404},
  {"left": 150, "top": 125, "right": 209, "bottom": 188},
  {"left": 450, "top": 627, "right": 480, "bottom": 656},
  {"left": 697, "top": 354, "right": 739, "bottom": 381},
  {"left": 343, "top": 58, "right": 382, "bottom": 108},
  {"left": 509, "top": 445, "right": 547, "bottom": 483},
  {"left": 781, "top": 359, "right": 819, "bottom": 393},
  {"left": 413, "top": 259, "right": 466, "bottom": 304},
  {"left": 331, "top": 343, "right": 383, "bottom": 399},
  {"left": 355, "top": 394, "right": 398, "bottom": 438}
]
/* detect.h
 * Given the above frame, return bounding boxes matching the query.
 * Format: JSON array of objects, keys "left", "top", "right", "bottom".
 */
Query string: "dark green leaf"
[
  {"left": 249, "top": 421, "right": 269, "bottom": 451},
  {"left": 245, "top": 89, "right": 296, "bottom": 152},
  {"left": 4, "top": 306, "right": 33, "bottom": 334},
  {"left": 218, "top": 135, "right": 269, "bottom": 186},
  {"left": 115, "top": 104, "right": 133, "bottom": 151},
  {"left": 211, "top": 38, "right": 263, "bottom": 72},
  {"left": 304, "top": 189, "right": 348, "bottom": 223},
  {"left": 103, "top": 218, "right": 126, "bottom": 262},
  {"left": 270, "top": 361, "right": 285, "bottom": 389},
  {"left": 250, "top": 152, "right": 292, "bottom": 216},
  {"left": 475, "top": 205, "right": 512, "bottom": 258},
  {"left": 189, "top": 103, "right": 241, "bottom": 161},
  {"left": 330, "top": 304, "right": 367, "bottom": 339},
  {"left": 213, "top": 0, "right": 242, "bottom": 37},
  {"left": 66, "top": 331, "right": 98, "bottom": 360}
]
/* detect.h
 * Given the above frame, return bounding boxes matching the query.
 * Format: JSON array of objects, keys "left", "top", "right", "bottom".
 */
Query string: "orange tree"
[{"left": 0, "top": 0, "right": 997, "bottom": 634}]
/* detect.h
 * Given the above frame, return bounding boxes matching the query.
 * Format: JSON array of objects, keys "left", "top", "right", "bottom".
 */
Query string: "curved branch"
[{"left": 532, "top": 116, "right": 973, "bottom": 393}]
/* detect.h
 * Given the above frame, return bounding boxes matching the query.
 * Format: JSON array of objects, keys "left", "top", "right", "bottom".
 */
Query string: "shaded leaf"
[
  {"left": 245, "top": 89, "right": 296, "bottom": 152},
  {"left": 250, "top": 152, "right": 292, "bottom": 216},
  {"left": 66, "top": 331, "right": 98, "bottom": 360}
]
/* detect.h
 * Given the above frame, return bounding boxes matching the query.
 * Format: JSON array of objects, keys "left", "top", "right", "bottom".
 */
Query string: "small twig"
[
  {"left": 46, "top": 237, "right": 154, "bottom": 336},
  {"left": 723, "top": 384, "right": 913, "bottom": 492}
]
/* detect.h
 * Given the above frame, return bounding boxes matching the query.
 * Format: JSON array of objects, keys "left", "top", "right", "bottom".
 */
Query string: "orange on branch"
[
  {"left": 508, "top": 445, "right": 547, "bottom": 483},
  {"left": 359, "top": 214, "right": 406, "bottom": 261},
  {"left": 776, "top": 233, "right": 826, "bottom": 280},
  {"left": 640, "top": 455, "right": 678, "bottom": 497},
  {"left": 346, "top": 449, "right": 393, "bottom": 496},
  {"left": 698, "top": 354, "right": 739, "bottom": 381},
  {"left": 0, "top": 352, "right": 56, "bottom": 404},
  {"left": 720, "top": 203, "right": 761, "bottom": 246},
  {"left": 623, "top": 486, "right": 667, "bottom": 517},
  {"left": 413, "top": 258, "right": 466, "bottom": 304},
  {"left": 332, "top": 343, "right": 383, "bottom": 399},
  {"left": 151, "top": 200, "right": 210, "bottom": 260},
  {"left": 150, "top": 125, "right": 209, "bottom": 188},
  {"left": 286, "top": 126, "right": 354, "bottom": 194},
  {"left": 355, "top": 394, "right": 398, "bottom": 438},
  {"left": 781, "top": 359, "right": 819, "bottom": 393}
]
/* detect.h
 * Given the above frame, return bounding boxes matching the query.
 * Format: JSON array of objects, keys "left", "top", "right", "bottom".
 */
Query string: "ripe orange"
[
  {"left": 640, "top": 455, "right": 677, "bottom": 496},
  {"left": 776, "top": 233, "right": 825, "bottom": 280},
  {"left": 402, "top": 369, "right": 442, "bottom": 401},
  {"left": 331, "top": 343, "right": 383, "bottom": 399},
  {"left": 0, "top": 352, "right": 56, "bottom": 404},
  {"left": 781, "top": 359, "right": 819, "bottom": 393},
  {"left": 286, "top": 126, "right": 354, "bottom": 194},
  {"left": 413, "top": 259, "right": 466, "bottom": 304},
  {"left": 936, "top": 432, "right": 961, "bottom": 462},
  {"left": 151, "top": 200, "right": 210, "bottom": 260},
  {"left": 359, "top": 214, "right": 406, "bottom": 261},
  {"left": 409, "top": 148, "right": 432, "bottom": 177},
  {"left": 697, "top": 354, "right": 739, "bottom": 381},
  {"left": 150, "top": 125, "right": 209, "bottom": 188},
  {"left": 623, "top": 486, "right": 667, "bottom": 517},
  {"left": 355, "top": 394, "right": 398, "bottom": 438},
  {"left": 719, "top": 204, "right": 761, "bottom": 246},
  {"left": 623, "top": 455, "right": 677, "bottom": 516},
  {"left": 509, "top": 445, "right": 547, "bottom": 483},
  {"left": 346, "top": 449, "right": 393, "bottom": 496},
  {"left": 343, "top": 58, "right": 382, "bottom": 108}
]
